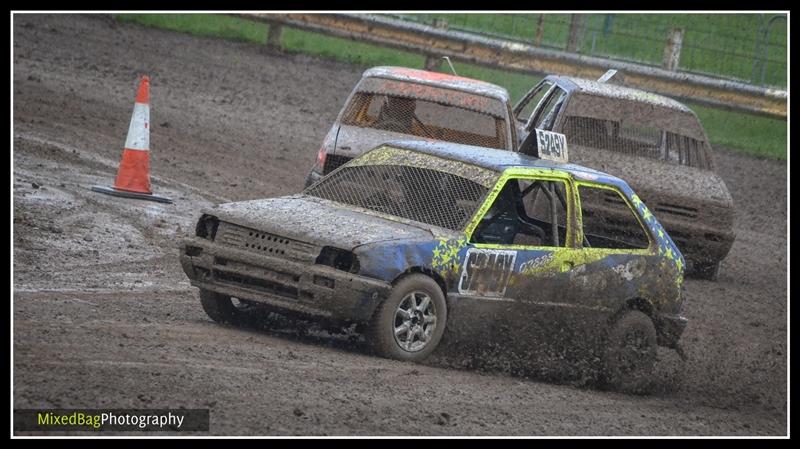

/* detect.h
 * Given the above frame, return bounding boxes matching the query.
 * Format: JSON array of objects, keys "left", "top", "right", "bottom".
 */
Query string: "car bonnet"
[{"left": 207, "top": 194, "right": 436, "bottom": 250}]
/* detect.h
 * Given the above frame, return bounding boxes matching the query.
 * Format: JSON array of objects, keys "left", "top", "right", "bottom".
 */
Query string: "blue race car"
[{"left": 180, "top": 139, "right": 687, "bottom": 392}]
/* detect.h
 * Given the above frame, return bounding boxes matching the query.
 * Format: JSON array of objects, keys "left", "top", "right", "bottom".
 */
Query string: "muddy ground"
[{"left": 12, "top": 14, "right": 787, "bottom": 436}]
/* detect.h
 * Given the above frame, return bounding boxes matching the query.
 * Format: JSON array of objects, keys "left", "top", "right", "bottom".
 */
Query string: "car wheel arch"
[
  {"left": 365, "top": 267, "right": 449, "bottom": 323},
  {"left": 393, "top": 266, "right": 448, "bottom": 301},
  {"left": 609, "top": 296, "right": 656, "bottom": 326}
]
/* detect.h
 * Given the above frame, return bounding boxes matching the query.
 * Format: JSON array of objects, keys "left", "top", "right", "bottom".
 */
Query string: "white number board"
[{"left": 534, "top": 129, "right": 569, "bottom": 163}]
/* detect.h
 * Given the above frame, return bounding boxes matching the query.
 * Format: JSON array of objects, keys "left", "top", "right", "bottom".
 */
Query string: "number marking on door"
[{"left": 458, "top": 248, "right": 517, "bottom": 298}]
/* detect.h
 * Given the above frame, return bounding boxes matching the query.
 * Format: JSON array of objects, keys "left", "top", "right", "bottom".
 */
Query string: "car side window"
[
  {"left": 472, "top": 178, "right": 569, "bottom": 247},
  {"left": 519, "top": 180, "right": 569, "bottom": 247},
  {"left": 514, "top": 81, "right": 553, "bottom": 125},
  {"left": 578, "top": 185, "right": 651, "bottom": 250},
  {"left": 532, "top": 87, "right": 568, "bottom": 131}
]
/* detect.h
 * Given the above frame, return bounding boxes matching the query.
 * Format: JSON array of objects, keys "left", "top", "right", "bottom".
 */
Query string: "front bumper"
[
  {"left": 663, "top": 224, "right": 735, "bottom": 266},
  {"left": 180, "top": 236, "right": 391, "bottom": 323}
]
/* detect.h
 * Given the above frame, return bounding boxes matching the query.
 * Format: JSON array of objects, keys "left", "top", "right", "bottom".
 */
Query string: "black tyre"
[
  {"left": 368, "top": 274, "right": 447, "bottom": 362},
  {"left": 692, "top": 261, "right": 721, "bottom": 281},
  {"left": 603, "top": 310, "right": 657, "bottom": 394},
  {"left": 199, "top": 289, "right": 245, "bottom": 325}
]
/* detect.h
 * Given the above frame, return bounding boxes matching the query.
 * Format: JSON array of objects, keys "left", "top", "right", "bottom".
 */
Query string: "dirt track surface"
[{"left": 13, "top": 14, "right": 787, "bottom": 436}]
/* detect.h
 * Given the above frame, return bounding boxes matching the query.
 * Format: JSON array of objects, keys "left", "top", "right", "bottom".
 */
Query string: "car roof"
[
  {"left": 385, "top": 140, "right": 628, "bottom": 188},
  {"left": 545, "top": 75, "right": 691, "bottom": 112},
  {"left": 363, "top": 66, "right": 511, "bottom": 102}
]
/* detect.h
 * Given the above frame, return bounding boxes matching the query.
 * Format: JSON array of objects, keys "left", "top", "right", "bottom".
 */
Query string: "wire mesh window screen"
[
  {"left": 306, "top": 164, "right": 489, "bottom": 231},
  {"left": 322, "top": 154, "right": 352, "bottom": 174},
  {"left": 342, "top": 93, "right": 507, "bottom": 149},
  {"left": 619, "top": 123, "right": 661, "bottom": 147},
  {"left": 562, "top": 116, "right": 708, "bottom": 169},
  {"left": 618, "top": 122, "right": 663, "bottom": 160},
  {"left": 665, "top": 132, "right": 707, "bottom": 168},
  {"left": 578, "top": 185, "right": 651, "bottom": 250}
]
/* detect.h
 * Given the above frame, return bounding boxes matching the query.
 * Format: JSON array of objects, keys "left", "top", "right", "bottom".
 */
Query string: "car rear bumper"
[
  {"left": 654, "top": 313, "right": 688, "bottom": 348},
  {"left": 304, "top": 170, "right": 324, "bottom": 189},
  {"left": 180, "top": 237, "right": 391, "bottom": 323}
]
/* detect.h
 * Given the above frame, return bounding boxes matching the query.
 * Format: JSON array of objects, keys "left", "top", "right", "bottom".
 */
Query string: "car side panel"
[{"left": 440, "top": 168, "right": 684, "bottom": 355}]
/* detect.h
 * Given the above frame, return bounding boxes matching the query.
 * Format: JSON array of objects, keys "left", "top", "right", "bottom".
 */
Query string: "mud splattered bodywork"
[
  {"left": 513, "top": 75, "right": 734, "bottom": 279},
  {"left": 181, "top": 141, "right": 687, "bottom": 361}
]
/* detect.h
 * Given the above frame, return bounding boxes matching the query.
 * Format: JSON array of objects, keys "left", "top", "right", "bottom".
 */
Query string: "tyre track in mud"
[{"left": 13, "top": 14, "right": 787, "bottom": 435}]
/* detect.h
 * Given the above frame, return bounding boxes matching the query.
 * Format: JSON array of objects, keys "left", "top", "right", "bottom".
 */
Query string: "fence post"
[
  {"left": 267, "top": 23, "right": 283, "bottom": 51},
  {"left": 751, "top": 16, "right": 767, "bottom": 84},
  {"left": 566, "top": 14, "right": 585, "bottom": 53},
  {"left": 662, "top": 27, "right": 685, "bottom": 71},
  {"left": 602, "top": 14, "right": 614, "bottom": 36},
  {"left": 426, "top": 18, "right": 447, "bottom": 71},
  {"left": 424, "top": 54, "right": 441, "bottom": 71},
  {"left": 535, "top": 14, "right": 544, "bottom": 47},
  {"left": 760, "top": 15, "right": 787, "bottom": 86}
]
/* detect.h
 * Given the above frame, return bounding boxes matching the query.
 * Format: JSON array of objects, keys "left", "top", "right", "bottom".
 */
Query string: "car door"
[
  {"left": 447, "top": 171, "right": 583, "bottom": 350},
  {"left": 569, "top": 180, "right": 660, "bottom": 315}
]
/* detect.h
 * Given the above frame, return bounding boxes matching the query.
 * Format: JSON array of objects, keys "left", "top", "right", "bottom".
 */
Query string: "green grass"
[
  {"left": 402, "top": 13, "right": 787, "bottom": 87},
  {"left": 116, "top": 13, "right": 425, "bottom": 67},
  {"left": 282, "top": 28, "right": 424, "bottom": 68},
  {"left": 116, "top": 13, "right": 786, "bottom": 160},
  {"left": 692, "top": 104, "right": 787, "bottom": 159},
  {"left": 117, "top": 13, "right": 267, "bottom": 42}
]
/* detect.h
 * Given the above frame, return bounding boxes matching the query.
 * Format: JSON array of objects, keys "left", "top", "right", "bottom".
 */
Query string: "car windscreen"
[
  {"left": 561, "top": 115, "right": 711, "bottom": 169},
  {"left": 305, "top": 164, "right": 489, "bottom": 231},
  {"left": 341, "top": 92, "right": 508, "bottom": 150},
  {"left": 560, "top": 94, "right": 712, "bottom": 169}
]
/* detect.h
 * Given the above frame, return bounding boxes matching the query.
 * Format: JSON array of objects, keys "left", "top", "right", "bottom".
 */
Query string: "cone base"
[{"left": 91, "top": 185, "right": 173, "bottom": 204}]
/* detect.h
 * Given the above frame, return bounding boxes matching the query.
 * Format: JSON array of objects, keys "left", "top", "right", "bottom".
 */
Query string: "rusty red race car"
[{"left": 304, "top": 66, "right": 517, "bottom": 187}]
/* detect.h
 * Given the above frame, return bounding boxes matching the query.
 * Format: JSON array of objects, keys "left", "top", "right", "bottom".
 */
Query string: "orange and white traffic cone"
[{"left": 92, "top": 75, "right": 172, "bottom": 203}]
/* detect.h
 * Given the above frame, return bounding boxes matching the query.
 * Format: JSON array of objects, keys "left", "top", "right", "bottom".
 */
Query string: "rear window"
[
  {"left": 562, "top": 115, "right": 710, "bottom": 169},
  {"left": 341, "top": 92, "right": 508, "bottom": 150}
]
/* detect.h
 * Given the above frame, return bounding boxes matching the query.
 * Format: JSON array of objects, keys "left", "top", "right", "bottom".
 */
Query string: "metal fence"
[
  {"left": 390, "top": 13, "right": 787, "bottom": 88},
  {"left": 243, "top": 13, "right": 788, "bottom": 118}
]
